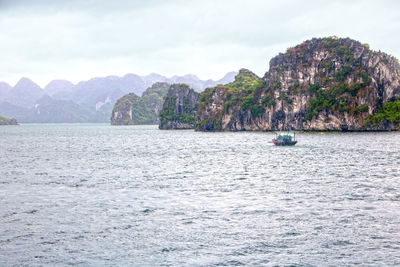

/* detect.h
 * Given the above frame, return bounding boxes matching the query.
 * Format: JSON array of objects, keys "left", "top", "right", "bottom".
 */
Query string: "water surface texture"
[{"left": 1, "top": 124, "right": 400, "bottom": 266}]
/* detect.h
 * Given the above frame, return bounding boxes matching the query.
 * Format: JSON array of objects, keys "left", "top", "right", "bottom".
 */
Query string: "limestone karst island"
[
  {"left": 0, "top": 115, "right": 18, "bottom": 125},
  {"left": 111, "top": 37, "right": 400, "bottom": 131}
]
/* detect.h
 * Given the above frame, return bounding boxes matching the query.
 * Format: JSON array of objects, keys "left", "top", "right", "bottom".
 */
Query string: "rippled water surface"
[{"left": 1, "top": 124, "right": 400, "bottom": 266}]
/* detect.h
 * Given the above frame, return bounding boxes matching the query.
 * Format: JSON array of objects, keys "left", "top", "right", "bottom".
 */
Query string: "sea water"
[{"left": 0, "top": 124, "right": 399, "bottom": 266}]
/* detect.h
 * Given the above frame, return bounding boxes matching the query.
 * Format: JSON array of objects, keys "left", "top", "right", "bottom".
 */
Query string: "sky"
[{"left": 0, "top": 0, "right": 399, "bottom": 87}]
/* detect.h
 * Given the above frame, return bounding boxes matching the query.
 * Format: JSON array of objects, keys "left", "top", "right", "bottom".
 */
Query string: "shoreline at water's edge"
[
  {"left": 111, "top": 123, "right": 158, "bottom": 126},
  {"left": 8, "top": 123, "right": 399, "bottom": 132},
  {"left": 194, "top": 129, "right": 400, "bottom": 133},
  {"left": 158, "top": 127, "right": 400, "bottom": 132}
]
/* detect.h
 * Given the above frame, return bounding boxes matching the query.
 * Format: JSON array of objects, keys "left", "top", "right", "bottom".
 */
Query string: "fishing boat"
[{"left": 272, "top": 131, "right": 297, "bottom": 146}]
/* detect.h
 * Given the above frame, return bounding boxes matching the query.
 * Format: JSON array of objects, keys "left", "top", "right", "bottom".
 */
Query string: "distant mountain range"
[{"left": 0, "top": 72, "right": 236, "bottom": 123}]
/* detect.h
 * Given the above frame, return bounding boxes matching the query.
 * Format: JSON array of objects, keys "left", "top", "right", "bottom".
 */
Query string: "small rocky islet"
[
  {"left": 112, "top": 36, "right": 400, "bottom": 131},
  {"left": 0, "top": 115, "right": 18, "bottom": 125},
  {"left": 159, "top": 84, "right": 199, "bottom": 129},
  {"left": 111, "top": 82, "right": 171, "bottom": 125}
]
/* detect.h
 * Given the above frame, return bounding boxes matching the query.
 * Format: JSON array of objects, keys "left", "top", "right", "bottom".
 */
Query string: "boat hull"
[
  {"left": 272, "top": 139, "right": 297, "bottom": 146},
  {"left": 273, "top": 140, "right": 297, "bottom": 146}
]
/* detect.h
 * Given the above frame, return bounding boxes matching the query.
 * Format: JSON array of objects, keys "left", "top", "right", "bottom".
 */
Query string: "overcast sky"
[{"left": 0, "top": 0, "right": 399, "bottom": 87}]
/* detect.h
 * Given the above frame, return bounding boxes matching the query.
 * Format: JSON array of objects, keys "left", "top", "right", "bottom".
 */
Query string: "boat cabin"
[{"left": 272, "top": 131, "right": 297, "bottom": 146}]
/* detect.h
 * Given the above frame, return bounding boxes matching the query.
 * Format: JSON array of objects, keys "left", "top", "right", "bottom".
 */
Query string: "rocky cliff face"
[
  {"left": 196, "top": 69, "right": 264, "bottom": 131},
  {"left": 111, "top": 82, "right": 170, "bottom": 125},
  {"left": 196, "top": 37, "right": 400, "bottom": 131},
  {"left": 110, "top": 94, "right": 140, "bottom": 125},
  {"left": 159, "top": 84, "right": 200, "bottom": 129}
]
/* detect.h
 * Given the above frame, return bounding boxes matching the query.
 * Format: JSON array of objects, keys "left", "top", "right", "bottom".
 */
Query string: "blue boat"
[{"left": 272, "top": 131, "right": 297, "bottom": 146}]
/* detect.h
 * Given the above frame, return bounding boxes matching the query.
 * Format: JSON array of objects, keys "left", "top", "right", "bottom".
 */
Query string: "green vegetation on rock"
[
  {"left": 160, "top": 96, "right": 196, "bottom": 125},
  {"left": 0, "top": 115, "right": 18, "bottom": 125},
  {"left": 111, "top": 82, "right": 170, "bottom": 125},
  {"left": 364, "top": 100, "right": 400, "bottom": 127},
  {"left": 159, "top": 84, "right": 199, "bottom": 129},
  {"left": 276, "top": 36, "right": 374, "bottom": 121},
  {"left": 197, "top": 69, "right": 264, "bottom": 131}
]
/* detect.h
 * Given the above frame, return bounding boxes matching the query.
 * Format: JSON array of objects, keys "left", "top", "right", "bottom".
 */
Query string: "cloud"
[{"left": 0, "top": 0, "right": 399, "bottom": 87}]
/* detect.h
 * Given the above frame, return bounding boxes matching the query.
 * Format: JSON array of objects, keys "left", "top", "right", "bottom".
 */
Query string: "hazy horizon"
[
  {"left": 1, "top": 71, "right": 238, "bottom": 89},
  {"left": 1, "top": 0, "right": 399, "bottom": 87}
]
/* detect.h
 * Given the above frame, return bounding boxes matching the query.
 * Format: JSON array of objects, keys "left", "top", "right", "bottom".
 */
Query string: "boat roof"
[{"left": 274, "top": 131, "right": 295, "bottom": 136}]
